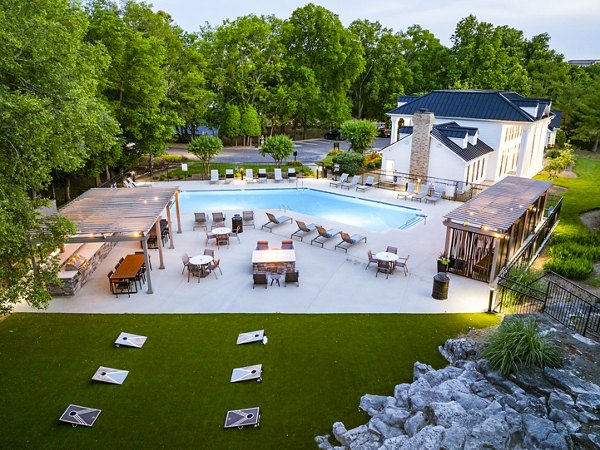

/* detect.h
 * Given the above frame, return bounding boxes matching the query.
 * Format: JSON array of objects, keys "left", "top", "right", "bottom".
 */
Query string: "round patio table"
[
  {"left": 189, "top": 255, "right": 213, "bottom": 266},
  {"left": 211, "top": 227, "right": 231, "bottom": 236},
  {"left": 375, "top": 252, "right": 399, "bottom": 263}
]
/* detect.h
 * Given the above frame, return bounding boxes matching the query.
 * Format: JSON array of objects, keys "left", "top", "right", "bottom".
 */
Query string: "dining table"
[
  {"left": 189, "top": 254, "right": 214, "bottom": 277},
  {"left": 212, "top": 227, "right": 231, "bottom": 248},
  {"left": 375, "top": 251, "right": 399, "bottom": 273},
  {"left": 110, "top": 253, "right": 145, "bottom": 294}
]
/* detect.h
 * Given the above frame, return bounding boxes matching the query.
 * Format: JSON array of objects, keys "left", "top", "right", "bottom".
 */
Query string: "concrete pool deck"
[{"left": 16, "top": 178, "right": 491, "bottom": 314}]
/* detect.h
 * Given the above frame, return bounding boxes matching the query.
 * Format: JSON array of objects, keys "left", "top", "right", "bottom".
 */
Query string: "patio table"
[
  {"left": 189, "top": 254, "right": 214, "bottom": 277},
  {"left": 110, "top": 254, "right": 144, "bottom": 294},
  {"left": 376, "top": 251, "right": 399, "bottom": 274}
]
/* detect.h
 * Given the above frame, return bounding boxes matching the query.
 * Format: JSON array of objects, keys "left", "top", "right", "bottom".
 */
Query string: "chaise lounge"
[
  {"left": 261, "top": 212, "right": 293, "bottom": 232},
  {"left": 356, "top": 176, "right": 376, "bottom": 192},
  {"left": 334, "top": 232, "right": 367, "bottom": 253},
  {"left": 310, "top": 226, "right": 340, "bottom": 248},
  {"left": 340, "top": 175, "right": 360, "bottom": 190},
  {"left": 291, "top": 220, "right": 318, "bottom": 241},
  {"left": 329, "top": 173, "right": 348, "bottom": 188}
]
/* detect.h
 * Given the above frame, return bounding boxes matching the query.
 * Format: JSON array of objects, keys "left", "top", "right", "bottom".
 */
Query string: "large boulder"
[
  {"left": 393, "top": 383, "right": 411, "bottom": 407},
  {"left": 404, "top": 411, "right": 429, "bottom": 437},
  {"left": 377, "top": 406, "right": 410, "bottom": 427},
  {"left": 577, "top": 392, "right": 600, "bottom": 414},
  {"left": 522, "top": 413, "right": 566, "bottom": 448},
  {"left": 549, "top": 407, "right": 582, "bottom": 434},
  {"left": 439, "top": 338, "right": 478, "bottom": 363},
  {"left": 367, "top": 417, "right": 404, "bottom": 439},
  {"left": 453, "top": 391, "right": 491, "bottom": 411},
  {"left": 424, "top": 401, "right": 469, "bottom": 428},
  {"left": 440, "top": 425, "right": 468, "bottom": 449},
  {"left": 381, "top": 435, "right": 410, "bottom": 449},
  {"left": 332, "top": 422, "right": 347, "bottom": 445},
  {"left": 413, "top": 362, "right": 434, "bottom": 381},
  {"left": 400, "top": 425, "right": 445, "bottom": 450},
  {"left": 463, "top": 415, "right": 510, "bottom": 450},
  {"left": 359, "top": 394, "right": 394, "bottom": 416},
  {"left": 544, "top": 368, "right": 600, "bottom": 396}
]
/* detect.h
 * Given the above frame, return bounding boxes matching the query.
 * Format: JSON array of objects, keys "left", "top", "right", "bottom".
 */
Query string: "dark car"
[{"left": 324, "top": 129, "right": 343, "bottom": 140}]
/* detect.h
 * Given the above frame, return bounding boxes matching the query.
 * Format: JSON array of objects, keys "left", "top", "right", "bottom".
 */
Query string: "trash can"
[
  {"left": 432, "top": 272, "right": 449, "bottom": 300},
  {"left": 232, "top": 214, "right": 243, "bottom": 233}
]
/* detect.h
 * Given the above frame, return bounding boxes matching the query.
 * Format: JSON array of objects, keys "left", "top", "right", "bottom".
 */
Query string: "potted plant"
[{"left": 437, "top": 254, "right": 450, "bottom": 273}]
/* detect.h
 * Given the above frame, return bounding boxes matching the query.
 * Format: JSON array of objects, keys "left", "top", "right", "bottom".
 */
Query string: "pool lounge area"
[{"left": 15, "top": 177, "right": 490, "bottom": 314}]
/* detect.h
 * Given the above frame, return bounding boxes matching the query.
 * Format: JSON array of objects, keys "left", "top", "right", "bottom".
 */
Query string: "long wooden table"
[{"left": 110, "top": 254, "right": 145, "bottom": 294}]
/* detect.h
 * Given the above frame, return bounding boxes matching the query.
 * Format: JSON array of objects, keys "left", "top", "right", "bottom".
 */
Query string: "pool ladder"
[{"left": 280, "top": 203, "right": 289, "bottom": 212}]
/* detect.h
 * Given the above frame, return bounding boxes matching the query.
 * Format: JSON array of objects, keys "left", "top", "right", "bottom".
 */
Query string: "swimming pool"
[{"left": 179, "top": 188, "right": 423, "bottom": 232}]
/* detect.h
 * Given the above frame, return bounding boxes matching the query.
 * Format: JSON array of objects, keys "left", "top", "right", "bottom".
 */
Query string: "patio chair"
[
  {"left": 329, "top": 173, "right": 348, "bottom": 188},
  {"left": 210, "top": 169, "right": 219, "bottom": 184},
  {"left": 253, "top": 272, "right": 268, "bottom": 289},
  {"left": 245, "top": 169, "right": 256, "bottom": 183},
  {"left": 205, "top": 258, "right": 222, "bottom": 279},
  {"left": 107, "top": 270, "right": 115, "bottom": 294},
  {"left": 365, "top": 250, "right": 378, "bottom": 270},
  {"left": 287, "top": 167, "right": 297, "bottom": 182},
  {"left": 230, "top": 226, "right": 241, "bottom": 243},
  {"left": 216, "top": 233, "right": 229, "bottom": 248},
  {"left": 356, "top": 176, "right": 376, "bottom": 192},
  {"left": 205, "top": 229, "right": 216, "bottom": 244},
  {"left": 291, "top": 220, "right": 317, "bottom": 241},
  {"left": 394, "top": 255, "right": 410, "bottom": 276},
  {"left": 203, "top": 249, "right": 215, "bottom": 257},
  {"left": 376, "top": 260, "right": 392, "bottom": 279},
  {"left": 242, "top": 210, "right": 255, "bottom": 228},
  {"left": 284, "top": 271, "right": 299, "bottom": 287},
  {"left": 258, "top": 168, "right": 268, "bottom": 183},
  {"left": 261, "top": 212, "right": 293, "bottom": 232},
  {"left": 411, "top": 186, "right": 430, "bottom": 202},
  {"left": 397, "top": 182, "right": 417, "bottom": 200},
  {"left": 310, "top": 226, "right": 340, "bottom": 248},
  {"left": 211, "top": 221, "right": 226, "bottom": 230},
  {"left": 135, "top": 251, "right": 151, "bottom": 270},
  {"left": 425, "top": 191, "right": 443, "bottom": 204},
  {"left": 340, "top": 175, "right": 360, "bottom": 190},
  {"left": 334, "top": 232, "right": 367, "bottom": 253},
  {"left": 386, "top": 246, "right": 398, "bottom": 254},
  {"left": 193, "top": 212, "right": 208, "bottom": 230},
  {"left": 280, "top": 239, "right": 294, "bottom": 249},
  {"left": 212, "top": 212, "right": 226, "bottom": 223},
  {"left": 187, "top": 264, "right": 202, "bottom": 283},
  {"left": 181, "top": 253, "right": 191, "bottom": 274},
  {"left": 274, "top": 168, "right": 284, "bottom": 183},
  {"left": 256, "top": 240, "right": 269, "bottom": 250},
  {"left": 225, "top": 169, "right": 235, "bottom": 184}
]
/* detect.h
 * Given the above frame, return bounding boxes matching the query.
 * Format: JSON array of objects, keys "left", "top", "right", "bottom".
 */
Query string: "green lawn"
[{"left": 0, "top": 313, "right": 498, "bottom": 448}]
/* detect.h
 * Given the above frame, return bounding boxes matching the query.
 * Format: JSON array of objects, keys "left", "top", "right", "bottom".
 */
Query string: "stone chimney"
[{"left": 409, "top": 109, "right": 435, "bottom": 177}]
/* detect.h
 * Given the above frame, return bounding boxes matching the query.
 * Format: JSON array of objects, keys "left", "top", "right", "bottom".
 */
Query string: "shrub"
[
  {"left": 483, "top": 317, "right": 561, "bottom": 376},
  {"left": 326, "top": 149, "right": 344, "bottom": 158},
  {"left": 543, "top": 257, "right": 594, "bottom": 280},
  {"left": 545, "top": 149, "right": 561, "bottom": 159},
  {"left": 163, "top": 155, "right": 185, "bottom": 162},
  {"left": 556, "top": 129, "right": 567, "bottom": 148},
  {"left": 340, "top": 120, "right": 379, "bottom": 153},
  {"left": 364, "top": 152, "right": 382, "bottom": 169},
  {"left": 332, "top": 151, "right": 364, "bottom": 176}
]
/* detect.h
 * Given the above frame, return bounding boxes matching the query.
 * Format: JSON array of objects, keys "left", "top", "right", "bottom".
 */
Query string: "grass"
[{"left": 0, "top": 313, "right": 498, "bottom": 448}]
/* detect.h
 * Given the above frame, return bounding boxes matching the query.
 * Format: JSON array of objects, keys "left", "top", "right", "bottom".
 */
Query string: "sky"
[{"left": 149, "top": 0, "right": 600, "bottom": 60}]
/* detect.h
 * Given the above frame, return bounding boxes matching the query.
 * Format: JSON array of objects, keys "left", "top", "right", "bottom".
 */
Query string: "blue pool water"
[{"left": 179, "top": 188, "right": 422, "bottom": 232}]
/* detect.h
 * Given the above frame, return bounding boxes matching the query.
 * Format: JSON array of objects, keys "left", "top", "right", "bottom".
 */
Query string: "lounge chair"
[
  {"left": 287, "top": 168, "right": 297, "bottom": 182},
  {"left": 310, "top": 226, "right": 340, "bottom": 248},
  {"left": 274, "top": 168, "right": 284, "bottom": 183},
  {"left": 397, "top": 182, "right": 417, "bottom": 200},
  {"left": 365, "top": 250, "right": 378, "bottom": 270},
  {"left": 290, "top": 220, "right": 317, "bottom": 241},
  {"left": 256, "top": 241, "right": 269, "bottom": 250},
  {"left": 253, "top": 272, "right": 268, "bottom": 289},
  {"left": 280, "top": 239, "right": 294, "bottom": 249},
  {"left": 284, "top": 271, "right": 299, "bottom": 287},
  {"left": 334, "top": 232, "right": 367, "bottom": 253},
  {"left": 329, "top": 173, "right": 348, "bottom": 188},
  {"left": 411, "top": 186, "right": 430, "bottom": 202},
  {"left": 210, "top": 170, "right": 219, "bottom": 184},
  {"left": 245, "top": 169, "right": 256, "bottom": 183},
  {"left": 425, "top": 191, "right": 443, "bottom": 204},
  {"left": 356, "top": 176, "right": 376, "bottom": 192},
  {"left": 340, "top": 175, "right": 360, "bottom": 190},
  {"left": 242, "top": 210, "right": 255, "bottom": 229},
  {"left": 258, "top": 168, "right": 268, "bottom": 183},
  {"left": 261, "top": 212, "right": 293, "bottom": 232},
  {"left": 394, "top": 255, "right": 410, "bottom": 276},
  {"left": 212, "top": 212, "right": 226, "bottom": 223},
  {"left": 225, "top": 169, "right": 234, "bottom": 184},
  {"left": 193, "top": 212, "right": 208, "bottom": 230}
]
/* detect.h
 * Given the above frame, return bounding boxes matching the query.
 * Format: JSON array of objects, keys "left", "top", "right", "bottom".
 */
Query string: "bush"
[
  {"left": 543, "top": 257, "right": 594, "bottom": 280},
  {"left": 332, "top": 151, "right": 364, "bottom": 176},
  {"left": 556, "top": 129, "right": 567, "bottom": 148},
  {"left": 340, "top": 120, "right": 379, "bottom": 153},
  {"left": 483, "top": 317, "right": 561, "bottom": 376},
  {"left": 326, "top": 149, "right": 344, "bottom": 158},
  {"left": 545, "top": 149, "right": 561, "bottom": 159},
  {"left": 364, "top": 152, "right": 382, "bottom": 169}
]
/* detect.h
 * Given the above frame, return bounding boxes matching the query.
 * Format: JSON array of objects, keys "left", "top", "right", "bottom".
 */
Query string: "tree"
[
  {"left": 187, "top": 135, "right": 223, "bottom": 174},
  {"left": 571, "top": 74, "right": 600, "bottom": 152},
  {"left": 240, "top": 105, "right": 262, "bottom": 146},
  {"left": 219, "top": 104, "right": 241, "bottom": 144},
  {"left": 340, "top": 120, "right": 379, "bottom": 153},
  {"left": 544, "top": 147, "right": 575, "bottom": 177},
  {"left": 332, "top": 152, "right": 365, "bottom": 176},
  {"left": 258, "top": 135, "right": 294, "bottom": 167},
  {"left": 0, "top": 0, "right": 117, "bottom": 313}
]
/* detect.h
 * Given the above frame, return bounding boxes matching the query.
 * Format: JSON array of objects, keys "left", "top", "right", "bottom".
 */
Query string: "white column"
[
  {"left": 390, "top": 116, "right": 401, "bottom": 144},
  {"left": 515, "top": 127, "right": 533, "bottom": 177}
]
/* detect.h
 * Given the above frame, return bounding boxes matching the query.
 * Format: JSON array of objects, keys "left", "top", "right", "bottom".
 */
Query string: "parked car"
[
  {"left": 378, "top": 128, "right": 391, "bottom": 138},
  {"left": 324, "top": 129, "right": 343, "bottom": 140}
]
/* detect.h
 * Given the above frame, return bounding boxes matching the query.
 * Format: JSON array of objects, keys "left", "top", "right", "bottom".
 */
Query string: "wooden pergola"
[
  {"left": 58, "top": 187, "right": 182, "bottom": 294},
  {"left": 443, "top": 176, "right": 552, "bottom": 283}
]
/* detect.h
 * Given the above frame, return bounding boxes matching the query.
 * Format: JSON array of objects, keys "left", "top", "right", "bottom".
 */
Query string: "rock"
[
  {"left": 332, "top": 422, "right": 347, "bottom": 445},
  {"left": 400, "top": 425, "right": 445, "bottom": 450},
  {"left": 413, "top": 361, "right": 434, "bottom": 381},
  {"left": 544, "top": 368, "right": 600, "bottom": 396},
  {"left": 424, "top": 401, "right": 469, "bottom": 428},
  {"left": 483, "top": 400, "right": 503, "bottom": 416},
  {"left": 509, "top": 367, "right": 556, "bottom": 396},
  {"left": 498, "top": 406, "right": 522, "bottom": 435},
  {"left": 421, "top": 365, "right": 465, "bottom": 387},
  {"left": 434, "top": 378, "right": 471, "bottom": 397},
  {"left": 404, "top": 411, "right": 428, "bottom": 437},
  {"left": 359, "top": 394, "right": 393, "bottom": 416},
  {"left": 439, "top": 338, "right": 477, "bottom": 363},
  {"left": 408, "top": 377, "right": 432, "bottom": 398},
  {"left": 409, "top": 388, "right": 451, "bottom": 411},
  {"left": 393, "top": 383, "right": 411, "bottom": 407},
  {"left": 576, "top": 392, "right": 600, "bottom": 414},
  {"left": 548, "top": 390, "right": 575, "bottom": 410},
  {"left": 549, "top": 407, "right": 582, "bottom": 434},
  {"left": 477, "top": 359, "right": 505, "bottom": 385},
  {"left": 440, "top": 425, "right": 468, "bottom": 449},
  {"left": 381, "top": 435, "right": 410, "bottom": 449},
  {"left": 368, "top": 417, "right": 404, "bottom": 439},
  {"left": 315, "top": 434, "right": 334, "bottom": 449},
  {"left": 454, "top": 391, "right": 490, "bottom": 411},
  {"left": 572, "top": 433, "right": 600, "bottom": 448},
  {"left": 339, "top": 424, "right": 377, "bottom": 448},
  {"left": 522, "top": 413, "right": 557, "bottom": 448},
  {"left": 379, "top": 406, "right": 410, "bottom": 427},
  {"left": 464, "top": 415, "right": 510, "bottom": 450},
  {"left": 471, "top": 379, "right": 501, "bottom": 398}
]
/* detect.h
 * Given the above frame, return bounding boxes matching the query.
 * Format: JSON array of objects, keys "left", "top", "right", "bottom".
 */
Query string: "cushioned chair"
[
  {"left": 365, "top": 250, "right": 378, "bottom": 270},
  {"left": 210, "top": 170, "right": 219, "bottom": 184},
  {"left": 287, "top": 168, "right": 297, "bottom": 182},
  {"left": 284, "top": 271, "right": 299, "bottom": 287},
  {"left": 340, "top": 175, "right": 360, "bottom": 190},
  {"left": 212, "top": 212, "right": 226, "bottom": 223},
  {"left": 334, "top": 232, "right": 367, "bottom": 253},
  {"left": 261, "top": 212, "right": 293, "bottom": 232},
  {"left": 242, "top": 210, "right": 255, "bottom": 228},
  {"left": 291, "top": 220, "right": 318, "bottom": 241},
  {"left": 310, "top": 226, "right": 340, "bottom": 248},
  {"left": 329, "top": 173, "right": 348, "bottom": 188},
  {"left": 193, "top": 212, "right": 208, "bottom": 230},
  {"left": 280, "top": 239, "right": 294, "bottom": 249},
  {"left": 253, "top": 272, "right": 268, "bottom": 289},
  {"left": 256, "top": 241, "right": 269, "bottom": 250},
  {"left": 356, "top": 176, "right": 376, "bottom": 192},
  {"left": 258, "top": 168, "right": 268, "bottom": 183}
]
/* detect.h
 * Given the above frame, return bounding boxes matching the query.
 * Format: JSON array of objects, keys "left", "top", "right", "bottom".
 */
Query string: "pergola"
[
  {"left": 443, "top": 176, "right": 552, "bottom": 283},
  {"left": 58, "top": 187, "right": 181, "bottom": 294}
]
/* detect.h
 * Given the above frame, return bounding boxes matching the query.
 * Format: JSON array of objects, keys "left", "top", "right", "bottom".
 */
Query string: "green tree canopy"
[
  {"left": 340, "top": 120, "right": 379, "bottom": 153},
  {"left": 219, "top": 104, "right": 241, "bottom": 142},
  {"left": 187, "top": 135, "right": 223, "bottom": 173},
  {"left": 258, "top": 135, "right": 294, "bottom": 167},
  {"left": 240, "top": 105, "right": 262, "bottom": 146}
]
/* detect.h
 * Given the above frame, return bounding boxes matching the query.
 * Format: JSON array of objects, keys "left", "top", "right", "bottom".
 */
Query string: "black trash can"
[
  {"left": 432, "top": 272, "right": 450, "bottom": 300},
  {"left": 232, "top": 214, "right": 243, "bottom": 233}
]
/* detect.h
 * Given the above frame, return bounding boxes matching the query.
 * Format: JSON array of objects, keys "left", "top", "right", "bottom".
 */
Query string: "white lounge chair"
[
  {"left": 397, "top": 182, "right": 416, "bottom": 200},
  {"left": 258, "top": 168, "right": 267, "bottom": 183},
  {"left": 210, "top": 170, "right": 219, "bottom": 184},
  {"left": 287, "top": 168, "right": 297, "bottom": 182},
  {"left": 356, "top": 176, "right": 376, "bottom": 192},
  {"left": 261, "top": 212, "right": 293, "bottom": 232},
  {"left": 425, "top": 191, "right": 443, "bottom": 204},
  {"left": 340, "top": 175, "right": 360, "bottom": 190},
  {"left": 225, "top": 169, "right": 234, "bottom": 184},
  {"left": 329, "top": 173, "right": 348, "bottom": 188},
  {"left": 245, "top": 169, "right": 256, "bottom": 183},
  {"left": 274, "top": 168, "right": 284, "bottom": 183}
]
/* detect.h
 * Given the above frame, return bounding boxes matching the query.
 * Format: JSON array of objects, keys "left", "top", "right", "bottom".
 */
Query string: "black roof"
[
  {"left": 388, "top": 90, "right": 552, "bottom": 122},
  {"left": 550, "top": 110, "right": 563, "bottom": 129},
  {"left": 397, "top": 95, "right": 419, "bottom": 103}
]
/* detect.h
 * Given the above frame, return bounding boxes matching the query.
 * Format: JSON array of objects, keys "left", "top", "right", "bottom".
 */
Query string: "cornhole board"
[
  {"left": 59, "top": 404, "right": 102, "bottom": 427},
  {"left": 230, "top": 364, "right": 263, "bottom": 383},
  {"left": 236, "top": 330, "right": 265, "bottom": 345},
  {"left": 91, "top": 366, "right": 129, "bottom": 385},
  {"left": 115, "top": 332, "right": 147, "bottom": 348},
  {"left": 224, "top": 407, "right": 260, "bottom": 429}
]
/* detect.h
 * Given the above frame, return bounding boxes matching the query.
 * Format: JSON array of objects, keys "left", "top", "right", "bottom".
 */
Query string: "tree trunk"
[
  {"left": 95, "top": 175, "right": 101, "bottom": 187},
  {"left": 65, "top": 176, "right": 71, "bottom": 202},
  {"left": 593, "top": 136, "right": 599, "bottom": 153},
  {"left": 105, "top": 165, "right": 111, "bottom": 182},
  {"left": 149, "top": 154, "right": 154, "bottom": 176}
]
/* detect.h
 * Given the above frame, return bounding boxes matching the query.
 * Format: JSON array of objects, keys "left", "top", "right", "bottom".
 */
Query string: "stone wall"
[
  {"left": 316, "top": 315, "right": 600, "bottom": 449},
  {"left": 409, "top": 110, "right": 435, "bottom": 177}
]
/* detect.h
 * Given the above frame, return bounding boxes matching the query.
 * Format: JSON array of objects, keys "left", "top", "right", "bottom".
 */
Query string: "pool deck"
[{"left": 16, "top": 178, "right": 491, "bottom": 315}]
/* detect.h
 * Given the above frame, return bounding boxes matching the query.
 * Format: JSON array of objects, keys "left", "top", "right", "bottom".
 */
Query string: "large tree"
[{"left": 0, "top": 0, "right": 117, "bottom": 312}]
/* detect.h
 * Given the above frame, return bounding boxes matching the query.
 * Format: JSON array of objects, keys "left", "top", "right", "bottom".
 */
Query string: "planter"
[{"left": 437, "top": 260, "right": 449, "bottom": 273}]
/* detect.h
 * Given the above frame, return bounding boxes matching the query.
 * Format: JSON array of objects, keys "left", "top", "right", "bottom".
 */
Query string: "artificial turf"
[{"left": 0, "top": 313, "right": 498, "bottom": 448}]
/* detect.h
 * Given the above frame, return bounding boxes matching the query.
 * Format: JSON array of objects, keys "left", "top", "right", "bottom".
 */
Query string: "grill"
[{"left": 64, "top": 253, "right": 88, "bottom": 271}]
